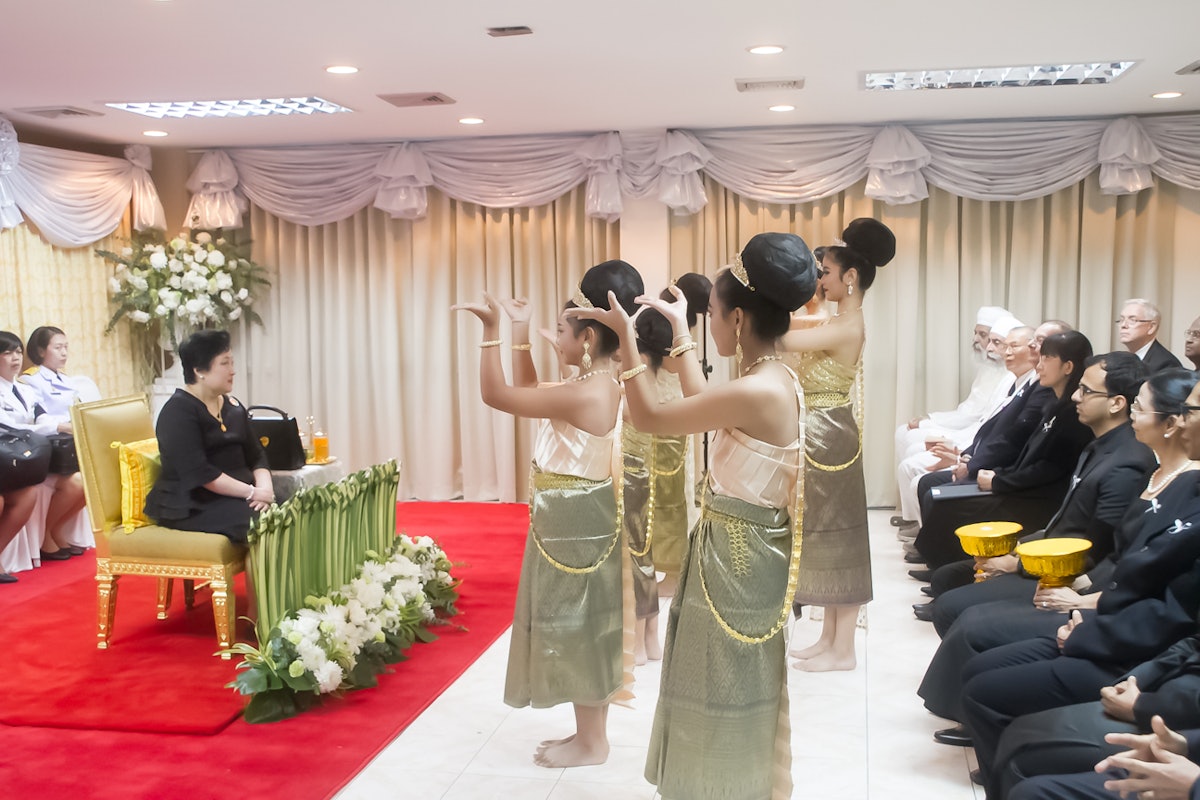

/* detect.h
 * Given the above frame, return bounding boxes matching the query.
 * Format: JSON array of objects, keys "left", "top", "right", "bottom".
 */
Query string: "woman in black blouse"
[{"left": 144, "top": 330, "right": 272, "bottom": 542}]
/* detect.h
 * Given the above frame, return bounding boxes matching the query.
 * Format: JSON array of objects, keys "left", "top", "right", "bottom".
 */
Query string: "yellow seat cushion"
[
  {"left": 106, "top": 524, "right": 246, "bottom": 562},
  {"left": 116, "top": 438, "right": 161, "bottom": 533}
]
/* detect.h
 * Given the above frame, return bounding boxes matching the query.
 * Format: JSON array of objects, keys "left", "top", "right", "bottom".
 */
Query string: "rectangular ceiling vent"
[
  {"left": 377, "top": 92, "right": 457, "bottom": 108},
  {"left": 487, "top": 26, "right": 533, "bottom": 37},
  {"left": 736, "top": 78, "right": 805, "bottom": 93},
  {"left": 1177, "top": 60, "right": 1200, "bottom": 75},
  {"left": 16, "top": 105, "right": 103, "bottom": 119}
]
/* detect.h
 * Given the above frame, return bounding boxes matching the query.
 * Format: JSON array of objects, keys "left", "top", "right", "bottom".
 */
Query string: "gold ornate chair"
[{"left": 71, "top": 394, "right": 246, "bottom": 657}]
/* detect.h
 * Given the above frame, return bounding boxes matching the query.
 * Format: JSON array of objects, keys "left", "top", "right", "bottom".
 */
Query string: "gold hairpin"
[
  {"left": 731, "top": 252, "right": 754, "bottom": 291},
  {"left": 572, "top": 285, "right": 594, "bottom": 309}
]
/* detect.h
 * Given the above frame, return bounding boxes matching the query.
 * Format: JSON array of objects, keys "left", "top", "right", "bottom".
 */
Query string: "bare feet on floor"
[
  {"left": 788, "top": 641, "right": 829, "bottom": 660},
  {"left": 792, "top": 652, "right": 856, "bottom": 672},
  {"left": 645, "top": 635, "right": 662, "bottom": 661},
  {"left": 533, "top": 738, "right": 609, "bottom": 768},
  {"left": 536, "top": 734, "right": 574, "bottom": 752}
]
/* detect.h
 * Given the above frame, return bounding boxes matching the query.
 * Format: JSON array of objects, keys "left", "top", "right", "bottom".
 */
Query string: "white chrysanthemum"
[
  {"left": 229, "top": 307, "right": 243, "bottom": 321},
  {"left": 207, "top": 250, "right": 226, "bottom": 268},
  {"left": 153, "top": 244, "right": 166, "bottom": 254},
  {"left": 108, "top": 277, "right": 122, "bottom": 293},
  {"left": 185, "top": 297, "right": 208, "bottom": 315},
  {"left": 170, "top": 237, "right": 187, "bottom": 251},
  {"left": 237, "top": 287, "right": 249, "bottom": 301},
  {"left": 128, "top": 275, "right": 148, "bottom": 291},
  {"left": 193, "top": 247, "right": 208, "bottom": 264},
  {"left": 195, "top": 232, "right": 212, "bottom": 245},
  {"left": 168, "top": 275, "right": 183, "bottom": 290},
  {"left": 129, "top": 310, "right": 151, "bottom": 324},
  {"left": 154, "top": 304, "right": 169, "bottom": 317},
  {"left": 168, "top": 258, "right": 185, "bottom": 273},
  {"left": 149, "top": 251, "right": 168, "bottom": 270},
  {"left": 214, "top": 270, "right": 233, "bottom": 290},
  {"left": 313, "top": 661, "right": 344, "bottom": 693},
  {"left": 220, "top": 290, "right": 234, "bottom": 305}
]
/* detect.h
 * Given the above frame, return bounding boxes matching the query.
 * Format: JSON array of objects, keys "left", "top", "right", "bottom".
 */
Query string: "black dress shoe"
[
  {"left": 912, "top": 603, "right": 933, "bottom": 621},
  {"left": 904, "top": 552, "right": 926, "bottom": 564},
  {"left": 934, "top": 725, "right": 973, "bottom": 747},
  {"left": 0, "top": 572, "right": 17, "bottom": 584},
  {"left": 908, "top": 568, "right": 933, "bottom": 582},
  {"left": 65, "top": 545, "right": 86, "bottom": 556},
  {"left": 39, "top": 549, "right": 71, "bottom": 561},
  {"left": 970, "top": 768, "right": 984, "bottom": 786},
  {"left": 921, "top": 585, "right": 935, "bottom": 596}
]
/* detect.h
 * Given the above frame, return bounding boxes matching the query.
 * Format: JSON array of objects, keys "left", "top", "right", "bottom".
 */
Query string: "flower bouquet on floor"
[
  {"left": 220, "top": 535, "right": 461, "bottom": 723},
  {"left": 97, "top": 226, "right": 271, "bottom": 349}
]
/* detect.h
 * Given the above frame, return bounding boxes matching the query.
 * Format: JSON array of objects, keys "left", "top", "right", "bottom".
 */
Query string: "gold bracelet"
[
  {"left": 671, "top": 333, "right": 691, "bottom": 344},
  {"left": 669, "top": 341, "right": 697, "bottom": 357},
  {"left": 479, "top": 339, "right": 502, "bottom": 348},
  {"left": 511, "top": 343, "right": 532, "bottom": 351},
  {"left": 620, "top": 364, "right": 649, "bottom": 381}
]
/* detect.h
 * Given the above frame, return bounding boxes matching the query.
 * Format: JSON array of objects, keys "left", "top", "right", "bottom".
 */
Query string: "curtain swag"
[{"left": 4, "top": 112, "right": 1200, "bottom": 244}]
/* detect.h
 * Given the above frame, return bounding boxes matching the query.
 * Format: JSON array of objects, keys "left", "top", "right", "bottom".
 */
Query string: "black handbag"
[
  {"left": 247, "top": 405, "right": 307, "bottom": 471},
  {"left": 47, "top": 432, "right": 79, "bottom": 475},
  {"left": 0, "top": 424, "right": 52, "bottom": 492}
]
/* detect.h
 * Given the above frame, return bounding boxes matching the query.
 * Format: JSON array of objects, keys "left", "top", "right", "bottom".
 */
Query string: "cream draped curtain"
[
  {"left": 670, "top": 175, "right": 1200, "bottom": 506},
  {"left": 234, "top": 185, "right": 618, "bottom": 501},
  {"left": 0, "top": 221, "right": 141, "bottom": 397}
]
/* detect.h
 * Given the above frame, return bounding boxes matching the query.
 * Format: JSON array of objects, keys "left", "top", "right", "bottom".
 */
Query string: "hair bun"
[
  {"left": 841, "top": 218, "right": 896, "bottom": 268},
  {"left": 740, "top": 232, "right": 817, "bottom": 312},
  {"left": 580, "top": 259, "right": 644, "bottom": 314}
]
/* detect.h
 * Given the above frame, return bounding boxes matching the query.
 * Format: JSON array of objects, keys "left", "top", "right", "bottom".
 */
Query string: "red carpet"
[{"left": 0, "top": 501, "right": 528, "bottom": 799}]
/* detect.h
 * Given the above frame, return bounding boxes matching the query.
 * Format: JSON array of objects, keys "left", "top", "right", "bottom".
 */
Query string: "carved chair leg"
[
  {"left": 210, "top": 573, "right": 235, "bottom": 657},
  {"left": 156, "top": 578, "right": 174, "bottom": 620},
  {"left": 184, "top": 579, "right": 196, "bottom": 610},
  {"left": 96, "top": 573, "right": 119, "bottom": 650}
]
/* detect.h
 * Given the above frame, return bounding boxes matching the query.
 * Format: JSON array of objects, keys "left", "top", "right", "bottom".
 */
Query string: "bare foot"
[
  {"left": 788, "top": 640, "right": 829, "bottom": 660},
  {"left": 793, "top": 652, "right": 856, "bottom": 672},
  {"left": 645, "top": 635, "right": 662, "bottom": 661},
  {"left": 537, "top": 734, "right": 574, "bottom": 752},
  {"left": 635, "top": 645, "right": 647, "bottom": 666},
  {"left": 533, "top": 737, "right": 609, "bottom": 768}
]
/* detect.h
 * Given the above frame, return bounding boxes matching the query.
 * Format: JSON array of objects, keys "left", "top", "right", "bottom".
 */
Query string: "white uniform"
[{"left": 19, "top": 366, "right": 101, "bottom": 420}]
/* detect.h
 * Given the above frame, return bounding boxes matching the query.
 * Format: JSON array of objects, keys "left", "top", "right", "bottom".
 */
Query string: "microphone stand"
[{"left": 699, "top": 312, "right": 713, "bottom": 471}]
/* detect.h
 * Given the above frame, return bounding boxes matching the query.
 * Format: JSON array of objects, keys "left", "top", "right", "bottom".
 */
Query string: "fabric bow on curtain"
[
  {"left": 656, "top": 130, "right": 710, "bottom": 215},
  {"left": 374, "top": 143, "right": 434, "bottom": 220},
  {"left": 1098, "top": 116, "right": 1162, "bottom": 195},
  {"left": 185, "top": 151, "right": 247, "bottom": 229},
  {"left": 124, "top": 144, "right": 167, "bottom": 232},
  {"left": 578, "top": 132, "right": 623, "bottom": 222},
  {"left": 0, "top": 118, "right": 22, "bottom": 230},
  {"left": 864, "top": 125, "right": 931, "bottom": 204}
]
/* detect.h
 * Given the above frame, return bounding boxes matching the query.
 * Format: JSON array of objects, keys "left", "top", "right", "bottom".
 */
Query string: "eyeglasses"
[
  {"left": 1115, "top": 317, "right": 1153, "bottom": 327},
  {"left": 1131, "top": 399, "right": 1175, "bottom": 417},
  {"left": 1185, "top": 330, "right": 1200, "bottom": 341},
  {"left": 1075, "top": 383, "right": 1113, "bottom": 399},
  {"left": 1183, "top": 404, "right": 1200, "bottom": 420}
]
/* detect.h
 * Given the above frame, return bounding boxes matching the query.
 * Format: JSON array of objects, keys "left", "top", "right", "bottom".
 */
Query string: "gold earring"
[
  {"left": 735, "top": 326, "right": 743, "bottom": 369},
  {"left": 582, "top": 341, "right": 592, "bottom": 371}
]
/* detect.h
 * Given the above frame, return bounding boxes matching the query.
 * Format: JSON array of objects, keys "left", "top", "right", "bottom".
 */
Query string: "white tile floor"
[{"left": 336, "top": 509, "right": 981, "bottom": 800}]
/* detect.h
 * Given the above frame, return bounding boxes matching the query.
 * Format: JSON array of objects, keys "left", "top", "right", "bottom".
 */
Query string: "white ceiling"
[{"left": 4, "top": 0, "right": 1199, "bottom": 149}]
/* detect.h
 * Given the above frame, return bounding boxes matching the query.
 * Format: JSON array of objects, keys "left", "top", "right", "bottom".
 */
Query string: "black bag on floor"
[
  {"left": 247, "top": 405, "right": 307, "bottom": 471},
  {"left": 0, "top": 424, "right": 52, "bottom": 491}
]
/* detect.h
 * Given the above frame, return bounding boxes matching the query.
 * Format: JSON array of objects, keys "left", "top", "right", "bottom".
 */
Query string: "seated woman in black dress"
[{"left": 144, "top": 330, "right": 273, "bottom": 542}]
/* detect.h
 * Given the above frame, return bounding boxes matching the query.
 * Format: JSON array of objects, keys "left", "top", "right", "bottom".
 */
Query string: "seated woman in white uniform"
[
  {"left": 455, "top": 259, "right": 644, "bottom": 770},
  {"left": 571, "top": 233, "right": 817, "bottom": 800},
  {"left": 0, "top": 332, "right": 41, "bottom": 583}
]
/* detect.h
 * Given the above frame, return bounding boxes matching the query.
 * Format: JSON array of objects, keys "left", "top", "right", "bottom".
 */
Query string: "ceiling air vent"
[
  {"left": 487, "top": 26, "right": 533, "bottom": 38},
  {"left": 377, "top": 92, "right": 457, "bottom": 108},
  {"left": 15, "top": 106, "right": 104, "bottom": 119},
  {"left": 1177, "top": 60, "right": 1200, "bottom": 76},
  {"left": 736, "top": 78, "right": 805, "bottom": 92}
]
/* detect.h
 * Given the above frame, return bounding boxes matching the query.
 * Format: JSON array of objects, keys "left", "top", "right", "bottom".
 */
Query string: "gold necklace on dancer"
[{"left": 741, "top": 354, "right": 783, "bottom": 376}]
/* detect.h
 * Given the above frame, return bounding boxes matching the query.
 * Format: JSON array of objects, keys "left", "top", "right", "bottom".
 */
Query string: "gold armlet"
[
  {"left": 479, "top": 339, "right": 503, "bottom": 348},
  {"left": 668, "top": 341, "right": 697, "bottom": 357},
  {"left": 620, "top": 364, "right": 649, "bottom": 382},
  {"left": 511, "top": 343, "right": 532, "bottom": 351}
]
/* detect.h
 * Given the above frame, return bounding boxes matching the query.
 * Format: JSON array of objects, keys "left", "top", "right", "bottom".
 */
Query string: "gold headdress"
[
  {"left": 730, "top": 252, "right": 755, "bottom": 292},
  {"left": 571, "top": 284, "right": 594, "bottom": 309}
]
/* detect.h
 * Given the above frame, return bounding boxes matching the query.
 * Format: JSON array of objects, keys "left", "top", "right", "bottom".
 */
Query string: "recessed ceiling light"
[
  {"left": 1153, "top": 91, "right": 1183, "bottom": 99},
  {"left": 768, "top": 104, "right": 795, "bottom": 112},
  {"left": 107, "top": 97, "right": 353, "bottom": 119},
  {"left": 142, "top": 130, "right": 169, "bottom": 137},
  {"left": 326, "top": 65, "right": 359, "bottom": 75},
  {"left": 866, "top": 61, "right": 1136, "bottom": 91},
  {"left": 459, "top": 117, "right": 484, "bottom": 125},
  {"left": 748, "top": 45, "right": 785, "bottom": 55}
]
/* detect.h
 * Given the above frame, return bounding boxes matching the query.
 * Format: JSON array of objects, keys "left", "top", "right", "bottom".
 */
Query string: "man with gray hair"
[{"left": 1118, "top": 298, "right": 1181, "bottom": 373}]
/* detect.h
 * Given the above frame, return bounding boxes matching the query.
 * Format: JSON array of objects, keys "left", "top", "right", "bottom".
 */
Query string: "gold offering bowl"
[
  {"left": 1015, "top": 537, "right": 1093, "bottom": 589},
  {"left": 955, "top": 522, "right": 1024, "bottom": 582}
]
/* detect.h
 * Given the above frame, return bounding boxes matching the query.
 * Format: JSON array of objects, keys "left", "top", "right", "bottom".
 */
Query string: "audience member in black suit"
[
  {"left": 1120, "top": 298, "right": 1183, "bottom": 373},
  {"left": 1007, "top": 717, "right": 1200, "bottom": 800},
  {"left": 916, "top": 369, "right": 1199, "bottom": 748},
  {"left": 918, "top": 352, "right": 1154, "bottom": 616},
  {"left": 1186, "top": 315, "right": 1200, "bottom": 370},
  {"left": 959, "top": 437, "right": 1200, "bottom": 800},
  {"left": 913, "top": 332, "right": 1095, "bottom": 569}
]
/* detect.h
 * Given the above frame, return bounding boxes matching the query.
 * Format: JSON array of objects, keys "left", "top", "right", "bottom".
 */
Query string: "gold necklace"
[
  {"left": 741, "top": 354, "right": 782, "bottom": 375},
  {"left": 834, "top": 306, "right": 863, "bottom": 318},
  {"left": 570, "top": 369, "right": 614, "bottom": 383}
]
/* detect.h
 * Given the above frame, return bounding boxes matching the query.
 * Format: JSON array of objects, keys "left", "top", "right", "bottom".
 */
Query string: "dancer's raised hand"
[
  {"left": 452, "top": 293, "right": 503, "bottom": 328},
  {"left": 498, "top": 297, "right": 532, "bottom": 324},
  {"left": 564, "top": 290, "right": 633, "bottom": 336},
  {"left": 636, "top": 284, "right": 690, "bottom": 336}
]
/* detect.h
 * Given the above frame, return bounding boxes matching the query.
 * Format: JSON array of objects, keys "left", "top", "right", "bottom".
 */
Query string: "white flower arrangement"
[
  {"left": 97, "top": 227, "right": 270, "bottom": 348},
  {"left": 223, "top": 535, "right": 461, "bottom": 723}
]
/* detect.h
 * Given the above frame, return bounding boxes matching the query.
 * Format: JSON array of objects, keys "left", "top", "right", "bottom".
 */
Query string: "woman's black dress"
[{"left": 144, "top": 388, "right": 268, "bottom": 543}]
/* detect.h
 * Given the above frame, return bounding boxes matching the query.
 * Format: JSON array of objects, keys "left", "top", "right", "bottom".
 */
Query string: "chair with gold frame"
[{"left": 71, "top": 394, "right": 246, "bottom": 657}]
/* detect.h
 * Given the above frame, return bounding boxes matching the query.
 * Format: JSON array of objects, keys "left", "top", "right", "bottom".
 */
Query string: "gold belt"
[
  {"left": 528, "top": 466, "right": 622, "bottom": 575},
  {"left": 804, "top": 390, "right": 851, "bottom": 409}
]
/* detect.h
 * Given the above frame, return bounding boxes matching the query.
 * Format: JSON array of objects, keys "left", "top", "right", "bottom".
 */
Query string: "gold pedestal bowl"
[
  {"left": 955, "top": 521, "right": 1024, "bottom": 582},
  {"left": 1015, "top": 537, "right": 1093, "bottom": 589}
]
